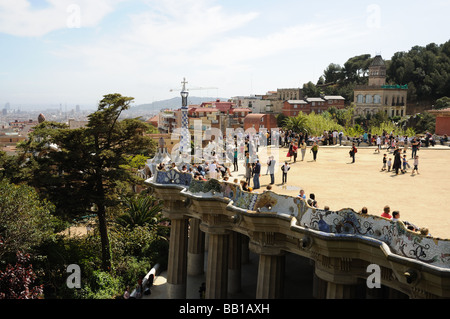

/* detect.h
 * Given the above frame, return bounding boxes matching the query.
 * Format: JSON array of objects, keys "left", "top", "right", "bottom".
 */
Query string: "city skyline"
[{"left": 1, "top": 0, "right": 449, "bottom": 109}]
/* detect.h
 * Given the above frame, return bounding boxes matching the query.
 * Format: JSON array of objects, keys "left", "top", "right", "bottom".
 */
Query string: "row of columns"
[
  {"left": 165, "top": 214, "right": 409, "bottom": 299},
  {"left": 165, "top": 214, "right": 286, "bottom": 299}
]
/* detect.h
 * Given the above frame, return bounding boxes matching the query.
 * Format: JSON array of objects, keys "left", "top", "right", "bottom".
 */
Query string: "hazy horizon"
[{"left": 1, "top": 1, "right": 449, "bottom": 107}]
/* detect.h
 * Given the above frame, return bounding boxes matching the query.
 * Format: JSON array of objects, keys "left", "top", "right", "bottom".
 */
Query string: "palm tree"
[
  {"left": 283, "top": 113, "right": 308, "bottom": 134},
  {"left": 115, "top": 195, "right": 164, "bottom": 230}
]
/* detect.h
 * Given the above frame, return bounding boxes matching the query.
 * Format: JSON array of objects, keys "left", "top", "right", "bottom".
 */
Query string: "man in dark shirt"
[{"left": 252, "top": 160, "right": 261, "bottom": 189}]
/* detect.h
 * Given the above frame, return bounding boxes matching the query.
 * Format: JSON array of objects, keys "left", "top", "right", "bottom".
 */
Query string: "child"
[
  {"left": 411, "top": 156, "right": 419, "bottom": 175},
  {"left": 402, "top": 155, "right": 410, "bottom": 173},
  {"left": 381, "top": 154, "right": 387, "bottom": 171},
  {"left": 387, "top": 158, "right": 392, "bottom": 172}
]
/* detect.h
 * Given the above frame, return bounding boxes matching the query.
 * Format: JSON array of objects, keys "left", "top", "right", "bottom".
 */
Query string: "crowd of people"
[{"left": 152, "top": 127, "right": 444, "bottom": 237}]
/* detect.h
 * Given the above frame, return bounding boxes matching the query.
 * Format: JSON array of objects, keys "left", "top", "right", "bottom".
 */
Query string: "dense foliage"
[
  {"left": 0, "top": 94, "right": 166, "bottom": 299},
  {"left": 310, "top": 40, "right": 450, "bottom": 105}
]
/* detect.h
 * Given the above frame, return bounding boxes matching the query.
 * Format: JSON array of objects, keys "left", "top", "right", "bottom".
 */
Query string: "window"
[
  {"left": 357, "top": 95, "right": 364, "bottom": 103},
  {"left": 374, "top": 95, "right": 381, "bottom": 104},
  {"left": 294, "top": 104, "right": 298, "bottom": 108},
  {"left": 366, "top": 95, "right": 373, "bottom": 104}
]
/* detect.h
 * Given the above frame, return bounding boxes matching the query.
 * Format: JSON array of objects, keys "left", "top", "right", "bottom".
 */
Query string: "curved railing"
[{"left": 147, "top": 169, "right": 450, "bottom": 270}]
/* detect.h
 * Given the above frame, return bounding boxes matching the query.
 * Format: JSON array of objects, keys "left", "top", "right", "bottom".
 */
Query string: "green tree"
[
  {"left": 323, "top": 63, "right": 344, "bottom": 84},
  {"left": 0, "top": 179, "right": 56, "bottom": 261},
  {"left": 343, "top": 54, "right": 372, "bottom": 84},
  {"left": 302, "top": 81, "right": 322, "bottom": 97},
  {"left": 433, "top": 96, "right": 450, "bottom": 109},
  {"left": 19, "top": 94, "right": 157, "bottom": 271}
]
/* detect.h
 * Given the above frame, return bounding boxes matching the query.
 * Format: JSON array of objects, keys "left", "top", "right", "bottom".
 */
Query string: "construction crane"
[{"left": 169, "top": 77, "right": 218, "bottom": 97}]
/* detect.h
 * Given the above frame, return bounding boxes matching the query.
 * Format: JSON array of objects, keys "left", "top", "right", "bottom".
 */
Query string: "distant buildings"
[
  {"left": 353, "top": 55, "right": 408, "bottom": 118},
  {"left": 243, "top": 113, "right": 278, "bottom": 133},
  {"left": 282, "top": 96, "right": 345, "bottom": 117}
]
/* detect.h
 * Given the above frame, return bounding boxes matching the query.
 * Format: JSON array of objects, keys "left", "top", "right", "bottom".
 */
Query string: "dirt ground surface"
[{"left": 229, "top": 144, "right": 450, "bottom": 240}]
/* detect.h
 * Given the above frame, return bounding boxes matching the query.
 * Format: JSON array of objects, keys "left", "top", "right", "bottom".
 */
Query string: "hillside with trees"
[{"left": 307, "top": 40, "right": 450, "bottom": 107}]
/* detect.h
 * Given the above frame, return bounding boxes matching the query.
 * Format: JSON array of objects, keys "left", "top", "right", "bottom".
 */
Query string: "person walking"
[
  {"left": 311, "top": 142, "right": 319, "bottom": 161},
  {"left": 376, "top": 135, "right": 381, "bottom": 153},
  {"left": 281, "top": 161, "right": 290, "bottom": 185},
  {"left": 300, "top": 140, "right": 307, "bottom": 161}
]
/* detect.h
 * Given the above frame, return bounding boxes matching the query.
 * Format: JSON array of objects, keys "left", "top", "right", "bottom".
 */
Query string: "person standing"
[
  {"left": 411, "top": 138, "right": 420, "bottom": 159},
  {"left": 287, "top": 142, "right": 293, "bottom": 162},
  {"left": 252, "top": 160, "right": 261, "bottom": 189},
  {"left": 267, "top": 156, "right": 276, "bottom": 185},
  {"left": 411, "top": 155, "right": 419, "bottom": 175},
  {"left": 233, "top": 146, "right": 238, "bottom": 172},
  {"left": 350, "top": 143, "right": 357, "bottom": 163},
  {"left": 393, "top": 147, "right": 402, "bottom": 175},
  {"left": 381, "top": 154, "right": 387, "bottom": 171},
  {"left": 245, "top": 163, "right": 252, "bottom": 185},
  {"left": 281, "top": 161, "right": 290, "bottom": 185},
  {"left": 311, "top": 142, "right": 319, "bottom": 161},
  {"left": 292, "top": 143, "right": 298, "bottom": 163}
]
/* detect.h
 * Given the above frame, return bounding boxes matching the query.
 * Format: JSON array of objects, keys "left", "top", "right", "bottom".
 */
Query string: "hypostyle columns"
[
  {"left": 187, "top": 218, "right": 205, "bottom": 276},
  {"left": 166, "top": 216, "right": 189, "bottom": 299},
  {"left": 200, "top": 223, "right": 230, "bottom": 299},
  {"left": 163, "top": 199, "right": 190, "bottom": 299},
  {"left": 228, "top": 232, "right": 243, "bottom": 294},
  {"left": 250, "top": 239, "right": 286, "bottom": 299}
]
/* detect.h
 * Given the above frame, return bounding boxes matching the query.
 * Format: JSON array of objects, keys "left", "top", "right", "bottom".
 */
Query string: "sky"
[{"left": 0, "top": 0, "right": 449, "bottom": 110}]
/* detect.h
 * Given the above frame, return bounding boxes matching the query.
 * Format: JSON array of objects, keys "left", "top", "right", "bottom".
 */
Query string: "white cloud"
[{"left": 0, "top": 0, "right": 122, "bottom": 37}]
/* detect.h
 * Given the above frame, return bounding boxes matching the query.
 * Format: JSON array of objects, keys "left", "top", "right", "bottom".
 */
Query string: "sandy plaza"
[{"left": 227, "top": 143, "right": 450, "bottom": 240}]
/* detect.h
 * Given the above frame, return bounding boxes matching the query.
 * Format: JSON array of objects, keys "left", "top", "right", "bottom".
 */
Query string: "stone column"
[
  {"left": 326, "top": 282, "right": 358, "bottom": 299},
  {"left": 187, "top": 218, "right": 205, "bottom": 276},
  {"left": 166, "top": 217, "right": 189, "bottom": 299},
  {"left": 312, "top": 272, "right": 328, "bottom": 299},
  {"left": 255, "top": 253, "right": 285, "bottom": 299},
  {"left": 241, "top": 235, "right": 250, "bottom": 264},
  {"left": 228, "top": 232, "right": 242, "bottom": 295},
  {"left": 200, "top": 224, "right": 230, "bottom": 299}
]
